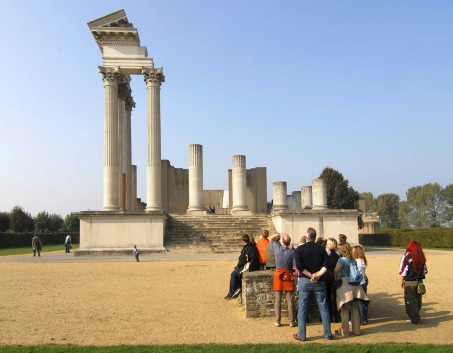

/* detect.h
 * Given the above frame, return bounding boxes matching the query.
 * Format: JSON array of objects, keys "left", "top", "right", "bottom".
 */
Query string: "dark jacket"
[{"left": 237, "top": 242, "right": 260, "bottom": 271}]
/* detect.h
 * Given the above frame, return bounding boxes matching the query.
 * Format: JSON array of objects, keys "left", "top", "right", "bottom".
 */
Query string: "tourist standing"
[
  {"left": 256, "top": 230, "right": 270, "bottom": 269},
  {"left": 399, "top": 240, "right": 427, "bottom": 324},
  {"left": 224, "top": 234, "right": 259, "bottom": 300},
  {"left": 133, "top": 245, "right": 140, "bottom": 262},
  {"left": 352, "top": 245, "right": 369, "bottom": 324},
  {"left": 293, "top": 227, "right": 334, "bottom": 341},
  {"left": 268, "top": 233, "right": 296, "bottom": 327},
  {"left": 32, "top": 234, "right": 42, "bottom": 257},
  {"left": 334, "top": 243, "right": 369, "bottom": 337},
  {"left": 64, "top": 235, "right": 72, "bottom": 253},
  {"left": 326, "top": 238, "right": 341, "bottom": 323}
]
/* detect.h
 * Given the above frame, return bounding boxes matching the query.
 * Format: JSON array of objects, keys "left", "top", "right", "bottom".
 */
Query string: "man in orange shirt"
[{"left": 256, "top": 230, "right": 270, "bottom": 269}]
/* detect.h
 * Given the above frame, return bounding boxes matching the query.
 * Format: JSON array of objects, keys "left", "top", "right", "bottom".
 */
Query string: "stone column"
[
  {"left": 291, "top": 191, "right": 301, "bottom": 210},
  {"left": 312, "top": 178, "right": 328, "bottom": 209},
  {"left": 125, "top": 96, "right": 135, "bottom": 211},
  {"left": 117, "top": 82, "right": 128, "bottom": 210},
  {"left": 272, "top": 181, "right": 288, "bottom": 212},
  {"left": 143, "top": 67, "right": 165, "bottom": 212},
  {"left": 99, "top": 66, "right": 120, "bottom": 211},
  {"left": 187, "top": 144, "right": 206, "bottom": 215},
  {"left": 131, "top": 165, "right": 137, "bottom": 211},
  {"left": 230, "top": 155, "right": 250, "bottom": 215},
  {"left": 301, "top": 186, "right": 313, "bottom": 209}
]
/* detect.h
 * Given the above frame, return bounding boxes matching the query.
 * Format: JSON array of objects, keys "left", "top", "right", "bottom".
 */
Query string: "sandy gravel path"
[{"left": 0, "top": 248, "right": 451, "bottom": 346}]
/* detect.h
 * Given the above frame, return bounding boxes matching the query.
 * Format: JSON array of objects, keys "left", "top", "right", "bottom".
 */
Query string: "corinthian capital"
[
  {"left": 142, "top": 67, "right": 165, "bottom": 86},
  {"left": 125, "top": 96, "right": 136, "bottom": 112},
  {"left": 99, "top": 66, "right": 120, "bottom": 85}
]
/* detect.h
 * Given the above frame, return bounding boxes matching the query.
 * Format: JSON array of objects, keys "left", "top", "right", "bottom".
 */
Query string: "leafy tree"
[
  {"left": 375, "top": 193, "right": 400, "bottom": 228},
  {"left": 64, "top": 212, "right": 80, "bottom": 232},
  {"left": 319, "top": 167, "right": 360, "bottom": 209},
  {"left": 49, "top": 213, "right": 64, "bottom": 232},
  {"left": 404, "top": 183, "right": 443, "bottom": 228},
  {"left": 9, "top": 205, "right": 34, "bottom": 233},
  {"left": 35, "top": 211, "right": 51, "bottom": 232},
  {"left": 441, "top": 184, "right": 453, "bottom": 227},
  {"left": 398, "top": 201, "right": 410, "bottom": 229},
  {"left": 35, "top": 211, "right": 64, "bottom": 232},
  {"left": 0, "top": 212, "right": 10, "bottom": 232},
  {"left": 360, "top": 192, "right": 376, "bottom": 214}
]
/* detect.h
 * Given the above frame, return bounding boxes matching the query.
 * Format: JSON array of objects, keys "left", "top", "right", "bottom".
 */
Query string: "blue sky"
[{"left": 0, "top": 1, "right": 452, "bottom": 217}]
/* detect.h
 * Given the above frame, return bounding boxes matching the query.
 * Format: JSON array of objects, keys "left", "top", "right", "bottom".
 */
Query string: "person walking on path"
[
  {"left": 293, "top": 227, "right": 334, "bottom": 342},
  {"left": 64, "top": 235, "right": 72, "bottom": 253},
  {"left": 133, "top": 245, "right": 140, "bottom": 262},
  {"left": 32, "top": 234, "right": 42, "bottom": 257},
  {"left": 268, "top": 233, "right": 296, "bottom": 328},
  {"left": 399, "top": 240, "right": 427, "bottom": 324}
]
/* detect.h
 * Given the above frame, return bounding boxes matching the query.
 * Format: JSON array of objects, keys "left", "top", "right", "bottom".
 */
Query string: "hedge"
[
  {"left": 359, "top": 228, "right": 453, "bottom": 249},
  {"left": 0, "top": 232, "right": 80, "bottom": 249}
]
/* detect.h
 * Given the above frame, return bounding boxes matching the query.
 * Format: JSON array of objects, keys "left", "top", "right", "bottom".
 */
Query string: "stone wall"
[{"left": 241, "top": 270, "right": 321, "bottom": 320}]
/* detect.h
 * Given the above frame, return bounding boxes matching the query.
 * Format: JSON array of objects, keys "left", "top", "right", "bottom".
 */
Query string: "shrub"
[{"left": 359, "top": 228, "right": 453, "bottom": 249}]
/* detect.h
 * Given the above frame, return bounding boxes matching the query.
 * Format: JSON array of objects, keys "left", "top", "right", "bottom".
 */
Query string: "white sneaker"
[{"left": 274, "top": 321, "right": 281, "bottom": 327}]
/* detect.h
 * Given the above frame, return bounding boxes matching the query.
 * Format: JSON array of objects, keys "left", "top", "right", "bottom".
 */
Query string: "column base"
[
  {"left": 145, "top": 207, "right": 163, "bottom": 213},
  {"left": 230, "top": 209, "right": 252, "bottom": 216},
  {"left": 186, "top": 209, "right": 207, "bottom": 216}
]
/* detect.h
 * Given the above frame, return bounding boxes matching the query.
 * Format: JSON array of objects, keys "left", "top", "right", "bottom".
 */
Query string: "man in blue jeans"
[{"left": 293, "top": 227, "right": 333, "bottom": 341}]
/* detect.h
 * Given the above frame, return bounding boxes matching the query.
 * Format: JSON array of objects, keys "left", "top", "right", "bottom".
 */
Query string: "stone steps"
[{"left": 164, "top": 214, "right": 276, "bottom": 253}]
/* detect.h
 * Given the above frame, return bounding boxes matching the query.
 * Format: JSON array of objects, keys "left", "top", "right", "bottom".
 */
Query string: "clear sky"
[{"left": 0, "top": 1, "right": 452, "bottom": 217}]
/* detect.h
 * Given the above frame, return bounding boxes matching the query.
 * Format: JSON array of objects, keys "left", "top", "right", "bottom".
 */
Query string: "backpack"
[{"left": 342, "top": 258, "right": 363, "bottom": 285}]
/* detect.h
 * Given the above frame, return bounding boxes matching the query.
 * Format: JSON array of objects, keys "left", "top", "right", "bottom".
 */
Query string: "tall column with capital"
[
  {"left": 99, "top": 66, "right": 120, "bottom": 211},
  {"left": 187, "top": 144, "right": 206, "bottom": 215},
  {"left": 230, "top": 155, "right": 250, "bottom": 215},
  {"left": 312, "top": 178, "right": 328, "bottom": 209},
  {"left": 272, "top": 181, "right": 288, "bottom": 212},
  {"left": 143, "top": 67, "right": 165, "bottom": 212},
  {"left": 125, "top": 96, "right": 135, "bottom": 211}
]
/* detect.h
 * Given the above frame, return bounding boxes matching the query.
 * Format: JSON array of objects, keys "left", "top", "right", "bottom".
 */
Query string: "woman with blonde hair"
[
  {"left": 334, "top": 243, "right": 370, "bottom": 337},
  {"left": 326, "top": 238, "right": 340, "bottom": 322},
  {"left": 352, "top": 245, "right": 369, "bottom": 324}
]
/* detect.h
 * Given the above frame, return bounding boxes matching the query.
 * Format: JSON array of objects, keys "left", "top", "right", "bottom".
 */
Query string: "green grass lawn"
[
  {"left": 0, "top": 244, "right": 79, "bottom": 256},
  {"left": 0, "top": 344, "right": 452, "bottom": 353}
]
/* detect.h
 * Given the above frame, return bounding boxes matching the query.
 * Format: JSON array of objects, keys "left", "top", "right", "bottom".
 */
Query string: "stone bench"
[{"left": 240, "top": 270, "right": 321, "bottom": 320}]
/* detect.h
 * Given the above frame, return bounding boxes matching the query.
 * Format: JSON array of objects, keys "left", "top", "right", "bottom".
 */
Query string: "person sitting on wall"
[
  {"left": 256, "top": 230, "right": 270, "bottom": 270},
  {"left": 224, "top": 234, "right": 259, "bottom": 300}
]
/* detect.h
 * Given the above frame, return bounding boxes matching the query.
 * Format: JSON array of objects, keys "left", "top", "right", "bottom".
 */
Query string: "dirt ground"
[{"left": 0, "top": 248, "right": 452, "bottom": 346}]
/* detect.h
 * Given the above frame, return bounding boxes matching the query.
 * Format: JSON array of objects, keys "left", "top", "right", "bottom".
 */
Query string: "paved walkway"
[{"left": 0, "top": 247, "right": 417, "bottom": 264}]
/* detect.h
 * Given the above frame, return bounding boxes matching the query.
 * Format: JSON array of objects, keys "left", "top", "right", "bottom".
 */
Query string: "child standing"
[{"left": 133, "top": 245, "right": 140, "bottom": 262}]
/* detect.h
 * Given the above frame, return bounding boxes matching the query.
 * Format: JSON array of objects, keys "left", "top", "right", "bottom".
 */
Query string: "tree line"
[
  {"left": 0, "top": 206, "right": 80, "bottom": 233},
  {"left": 361, "top": 183, "right": 452, "bottom": 229},
  {"left": 320, "top": 167, "right": 452, "bottom": 229}
]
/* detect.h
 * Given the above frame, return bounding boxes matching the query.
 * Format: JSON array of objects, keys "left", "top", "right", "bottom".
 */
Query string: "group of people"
[{"left": 225, "top": 227, "right": 428, "bottom": 341}]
